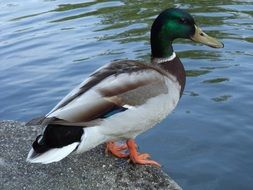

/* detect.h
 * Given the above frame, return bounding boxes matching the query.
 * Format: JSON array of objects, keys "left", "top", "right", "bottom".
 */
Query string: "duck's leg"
[
  {"left": 106, "top": 141, "right": 129, "bottom": 158},
  {"left": 127, "top": 139, "right": 161, "bottom": 167}
]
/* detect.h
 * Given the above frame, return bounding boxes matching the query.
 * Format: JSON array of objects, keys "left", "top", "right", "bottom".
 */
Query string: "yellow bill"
[{"left": 191, "top": 25, "right": 224, "bottom": 48}]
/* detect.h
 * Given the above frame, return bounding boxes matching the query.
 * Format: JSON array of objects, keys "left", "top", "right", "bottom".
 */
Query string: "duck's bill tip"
[
  {"left": 206, "top": 41, "right": 224, "bottom": 48},
  {"left": 191, "top": 25, "right": 224, "bottom": 48}
]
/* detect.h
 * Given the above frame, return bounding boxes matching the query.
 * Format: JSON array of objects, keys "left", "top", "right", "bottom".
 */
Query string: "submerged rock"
[{"left": 0, "top": 120, "right": 182, "bottom": 190}]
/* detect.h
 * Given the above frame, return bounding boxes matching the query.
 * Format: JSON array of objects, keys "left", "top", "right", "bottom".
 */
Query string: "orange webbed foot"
[
  {"left": 106, "top": 141, "right": 129, "bottom": 158},
  {"left": 127, "top": 139, "right": 161, "bottom": 167}
]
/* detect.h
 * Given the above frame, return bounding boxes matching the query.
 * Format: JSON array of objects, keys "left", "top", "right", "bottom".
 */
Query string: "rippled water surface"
[{"left": 1, "top": 0, "right": 253, "bottom": 189}]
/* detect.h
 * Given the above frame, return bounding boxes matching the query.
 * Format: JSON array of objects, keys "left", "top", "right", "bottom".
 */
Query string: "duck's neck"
[
  {"left": 150, "top": 20, "right": 175, "bottom": 60},
  {"left": 151, "top": 36, "right": 176, "bottom": 64},
  {"left": 150, "top": 15, "right": 176, "bottom": 61},
  {"left": 151, "top": 37, "right": 174, "bottom": 59}
]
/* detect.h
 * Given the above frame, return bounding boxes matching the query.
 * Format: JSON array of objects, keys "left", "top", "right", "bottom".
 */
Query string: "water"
[{"left": 1, "top": 0, "right": 253, "bottom": 189}]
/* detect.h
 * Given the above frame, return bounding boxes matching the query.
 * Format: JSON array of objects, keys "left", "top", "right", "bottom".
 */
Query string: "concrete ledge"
[{"left": 0, "top": 120, "right": 182, "bottom": 190}]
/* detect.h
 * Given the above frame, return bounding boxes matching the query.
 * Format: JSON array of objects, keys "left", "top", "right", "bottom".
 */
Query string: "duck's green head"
[{"left": 151, "top": 8, "right": 224, "bottom": 58}]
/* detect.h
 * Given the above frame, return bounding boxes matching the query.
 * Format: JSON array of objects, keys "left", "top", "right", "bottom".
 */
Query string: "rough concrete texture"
[{"left": 0, "top": 120, "right": 182, "bottom": 190}]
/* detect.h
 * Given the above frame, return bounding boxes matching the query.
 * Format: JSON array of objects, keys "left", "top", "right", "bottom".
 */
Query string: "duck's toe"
[
  {"left": 127, "top": 139, "right": 161, "bottom": 167},
  {"left": 129, "top": 154, "right": 161, "bottom": 167}
]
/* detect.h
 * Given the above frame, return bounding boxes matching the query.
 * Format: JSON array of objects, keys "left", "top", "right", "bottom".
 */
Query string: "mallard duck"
[{"left": 27, "top": 8, "right": 223, "bottom": 166}]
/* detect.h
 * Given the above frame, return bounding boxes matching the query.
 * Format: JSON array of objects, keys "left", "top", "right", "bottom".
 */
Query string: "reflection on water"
[
  {"left": 203, "top": 77, "right": 229, "bottom": 84},
  {"left": 212, "top": 95, "right": 232, "bottom": 102},
  {"left": 1, "top": 0, "right": 253, "bottom": 189},
  {"left": 186, "top": 69, "right": 211, "bottom": 77}
]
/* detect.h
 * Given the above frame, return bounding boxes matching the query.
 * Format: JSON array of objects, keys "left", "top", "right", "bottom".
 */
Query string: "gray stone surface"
[{"left": 0, "top": 120, "right": 182, "bottom": 190}]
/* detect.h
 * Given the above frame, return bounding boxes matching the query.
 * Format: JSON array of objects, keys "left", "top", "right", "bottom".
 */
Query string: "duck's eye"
[{"left": 179, "top": 18, "right": 188, "bottom": 24}]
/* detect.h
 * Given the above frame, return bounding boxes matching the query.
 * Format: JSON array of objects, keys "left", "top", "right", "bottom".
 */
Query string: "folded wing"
[{"left": 45, "top": 61, "right": 169, "bottom": 125}]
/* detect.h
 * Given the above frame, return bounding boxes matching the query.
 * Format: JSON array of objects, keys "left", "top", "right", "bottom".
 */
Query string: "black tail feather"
[
  {"left": 32, "top": 135, "right": 49, "bottom": 153},
  {"left": 32, "top": 124, "right": 84, "bottom": 154}
]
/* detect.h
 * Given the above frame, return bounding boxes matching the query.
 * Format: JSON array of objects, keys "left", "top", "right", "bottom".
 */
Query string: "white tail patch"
[{"left": 26, "top": 142, "right": 79, "bottom": 164}]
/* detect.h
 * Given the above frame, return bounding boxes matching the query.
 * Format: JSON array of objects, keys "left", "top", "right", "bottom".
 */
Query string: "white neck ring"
[{"left": 152, "top": 52, "right": 176, "bottom": 64}]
